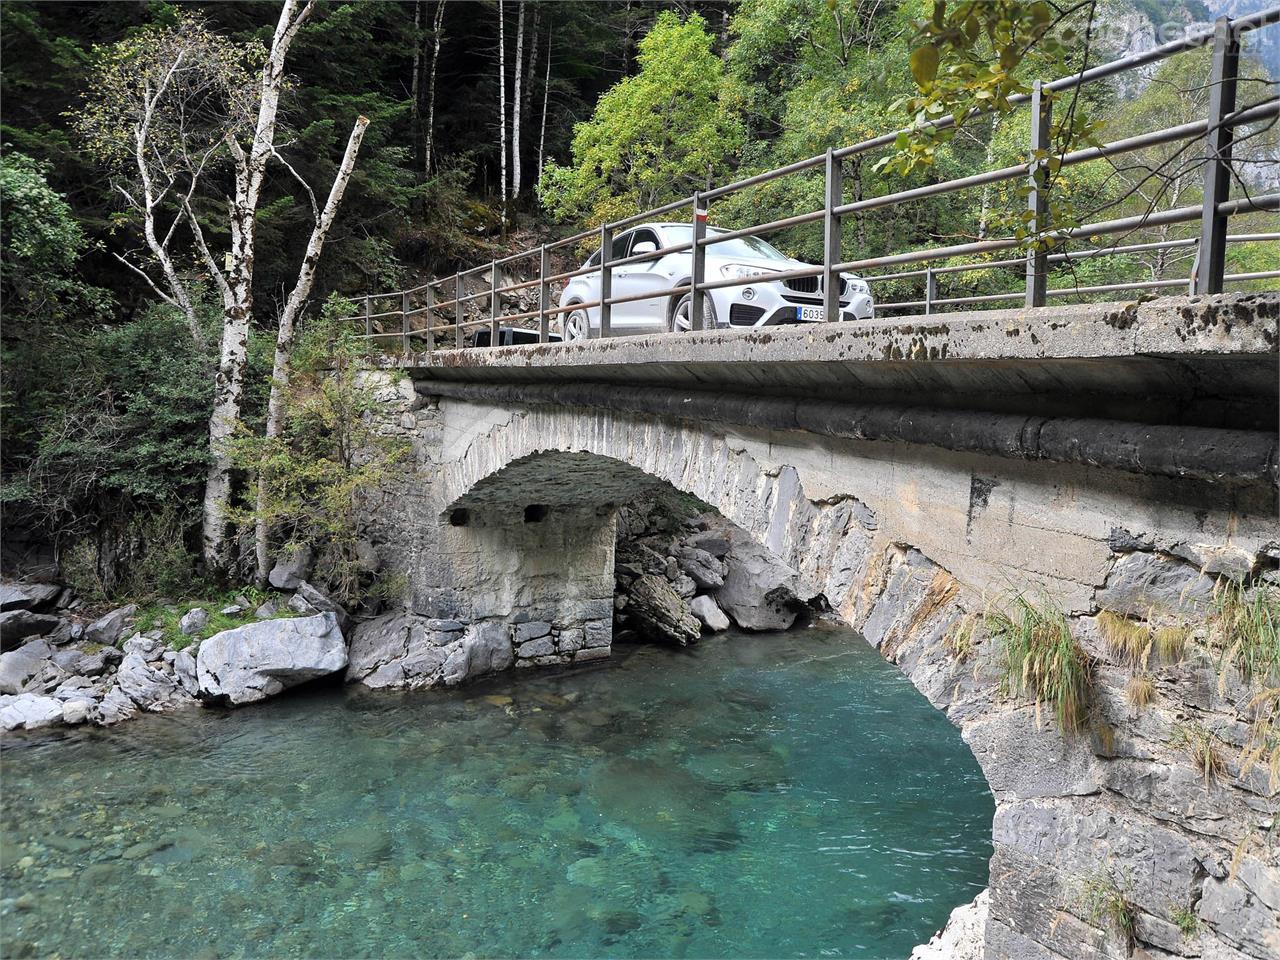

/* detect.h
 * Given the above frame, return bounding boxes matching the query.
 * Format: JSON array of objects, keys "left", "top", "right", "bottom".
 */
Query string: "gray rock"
[
  {"left": 179, "top": 608, "right": 209, "bottom": 636},
  {"left": 219, "top": 604, "right": 243, "bottom": 616},
  {"left": 516, "top": 636, "right": 554, "bottom": 658},
  {"left": 714, "top": 540, "right": 800, "bottom": 631},
  {"left": 0, "top": 694, "right": 64, "bottom": 731},
  {"left": 84, "top": 604, "right": 138, "bottom": 646},
  {"left": 0, "top": 610, "right": 62, "bottom": 650},
  {"left": 268, "top": 546, "right": 314, "bottom": 590},
  {"left": 626, "top": 574, "right": 701, "bottom": 646},
  {"left": 690, "top": 595, "right": 731, "bottom": 632},
  {"left": 255, "top": 599, "right": 282, "bottom": 619},
  {"left": 287, "top": 593, "right": 317, "bottom": 616},
  {"left": 0, "top": 640, "right": 54, "bottom": 694},
  {"left": 61, "top": 700, "right": 92, "bottom": 725},
  {"left": 584, "top": 621, "right": 611, "bottom": 649},
  {"left": 441, "top": 622, "right": 513, "bottom": 686},
  {"left": 116, "top": 651, "right": 185, "bottom": 711},
  {"left": 51, "top": 677, "right": 96, "bottom": 701},
  {"left": 675, "top": 546, "right": 727, "bottom": 589},
  {"left": 50, "top": 648, "right": 93, "bottom": 676},
  {"left": 354, "top": 540, "right": 381, "bottom": 574},
  {"left": 294, "top": 582, "right": 350, "bottom": 633},
  {"left": 1198, "top": 857, "right": 1280, "bottom": 959},
  {"left": 0, "top": 582, "right": 62, "bottom": 613},
  {"left": 689, "top": 534, "right": 731, "bottom": 558},
  {"left": 173, "top": 649, "right": 199, "bottom": 695},
  {"left": 345, "top": 612, "right": 436, "bottom": 684},
  {"left": 514, "top": 621, "right": 552, "bottom": 643},
  {"left": 1095, "top": 551, "right": 1216, "bottom": 617},
  {"left": 196, "top": 613, "right": 347, "bottom": 706},
  {"left": 426, "top": 619, "right": 464, "bottom": 632},
  {"left": 122, "top": 635, "right": 164, "bottom": 660},
  {"left": 96, "top": 686, "right": 137, "bottom": 725}
]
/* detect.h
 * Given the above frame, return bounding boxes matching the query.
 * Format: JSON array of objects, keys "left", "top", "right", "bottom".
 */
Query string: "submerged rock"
[{"left": 196, "top": 613, "right": 347, "bottom": 706}]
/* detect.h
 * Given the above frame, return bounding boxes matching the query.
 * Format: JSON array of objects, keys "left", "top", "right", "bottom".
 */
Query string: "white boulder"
[{"left": 196, "top": 613, "right": 346, "bottom": 706}]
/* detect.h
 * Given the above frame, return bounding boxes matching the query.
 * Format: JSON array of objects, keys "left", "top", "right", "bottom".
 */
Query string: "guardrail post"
[
  {"left": 599, "top": 224, "right": 613, "bottom": 338},
  {"left": 691, "top": 193, "right": 707, "bottom": 331},
  {"left": 489, "top": 261, "right": 500, "bottom": 348},
  {"left": 924, "top": 267, "right": 937, "bottom": 316},
  {"left": 823, "top": 148, "right": 842, "bottom": 322},
  {"left": 1025, "top": 80, "right": 1052, "bottom": 308},
  {"left": 422, "top": 284, "right": 435, "bottom": 353},
  {"left": 1196, "top": 16, "right": 1239, "bottom": 295},
  {"left": 454, "top": 272, "right": 464, "bottom": 349},
  {"left": 401, "top": 291, "right": 411, "bottom": 354},
  {"left": 539, "top": 244, "right": 551, "bottom": 343}
]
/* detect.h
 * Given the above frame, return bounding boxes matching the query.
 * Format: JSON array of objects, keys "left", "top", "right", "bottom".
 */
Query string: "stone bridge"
[{"left": 362, "top": 293, "right": 1278, "bottom": 960}]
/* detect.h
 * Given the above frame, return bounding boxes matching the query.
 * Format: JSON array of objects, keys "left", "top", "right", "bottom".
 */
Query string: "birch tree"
[
  {"left": 424, "top": 0, "right": 447, "bottom": 175},
  {"left": 254, "top": 115, "right": 370, "bottom": 583},
  {"left": 539, "top": 29, "right": 551, "bottom": 183},
  {"left": 511, "top": 0, "right": 525, "bottom": 200},
  {"left": 79, "top": 1, "right": 329, "bottom": 572},
  {"left": 497, "top": 0, "right": 508, "bottom": 221}
]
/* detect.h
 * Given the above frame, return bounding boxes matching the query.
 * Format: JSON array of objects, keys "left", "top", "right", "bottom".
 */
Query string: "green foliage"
[
  {"left": 228, "top": 296, "right": 410, "bottom": 607},
  {"left": 135, "top": 588, "right": 298, "bottom": 651},
  {"left": 1076, "top": 868, "right": 1138, "bottom": 951},
  {"left": 1171, "top": 905, "right": 1201, "bottom": 938},
  {"left": 1209, "top": 580, "right": 1280, "bottom": 684},
  {"left": 538, "top": 12, "right": 744, "bottom": 226},
  {"left": 60, "top": 505, "right": 201, "bottom": 603},
  {"left": 987, "top": 593, "right": 1091, "bottom": 733},
  {"left": 0, "top": 150, "right": 110, "bottom": 325}
]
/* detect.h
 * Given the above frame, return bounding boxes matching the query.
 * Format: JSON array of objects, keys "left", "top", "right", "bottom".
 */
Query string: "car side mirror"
[{"left": 631, "top": 240, "right": 658, "bottom": 255}]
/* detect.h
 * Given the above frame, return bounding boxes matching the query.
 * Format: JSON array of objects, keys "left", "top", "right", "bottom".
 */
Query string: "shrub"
[
  {"left": 229, "top": 296, "right": 410, "bottom": 607},
  {"left": 1171, "top": 905, "right": 1200, "bottom": 938},
  {"left": 988, "top": 594, "right": 1092, "bottom": 733},
  {"left": 1077, "top": 869, "right": 1138, "bottom": 952},
  {"left": 1171, "top": 723, "right": 1226, "bottom": 788}
]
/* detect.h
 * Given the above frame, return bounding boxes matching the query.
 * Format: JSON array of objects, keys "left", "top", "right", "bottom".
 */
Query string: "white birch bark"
[
  {"left": 511, "top": 0, "right": 525, "bottom": 201},
  {"left": 254, "top": 115, "right": 370, "bottom": 582},
  {"left": 497, "top": 0, "right": 508, "bottom": 223},
  {"left": 410, "top": 0, "right": 422, "bottom": 173},
  {"left": 538, "top": 29, "right": 550, "bottom": 183},
  {"left": 424, "top": 0, "right": 445, "bottom": 175},
  {"left": 202, "top": 0, "right": 315, "bottom": 572}
]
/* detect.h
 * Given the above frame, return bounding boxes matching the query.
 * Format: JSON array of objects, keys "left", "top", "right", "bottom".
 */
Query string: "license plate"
[{"left": 798, "top": 305, "right": 824, "bottom": 321}]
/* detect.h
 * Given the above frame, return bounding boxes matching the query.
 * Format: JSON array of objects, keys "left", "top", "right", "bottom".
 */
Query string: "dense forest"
[{"left": 2, "top": 0, "right": 1277, "bottom": 604}]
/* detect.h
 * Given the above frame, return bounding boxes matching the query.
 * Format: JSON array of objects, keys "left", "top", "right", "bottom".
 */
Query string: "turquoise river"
[{"left": 0, "top": 622, "right": 994, "bottom": 959}]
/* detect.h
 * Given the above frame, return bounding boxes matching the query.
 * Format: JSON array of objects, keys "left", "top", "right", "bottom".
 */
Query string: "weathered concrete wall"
[{"left": 360, "top": 294, "right": 1279, "bottom": 960}]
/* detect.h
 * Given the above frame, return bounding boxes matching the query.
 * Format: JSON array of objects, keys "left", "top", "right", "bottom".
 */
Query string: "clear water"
[{"left": 1, "top": 622, "right": 993, "bottom": 959}]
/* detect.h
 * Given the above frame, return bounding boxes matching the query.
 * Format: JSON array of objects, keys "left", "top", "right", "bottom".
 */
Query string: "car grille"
[
  {"left": 729, "top": 304, "right": 766, "bottom": 326},
  {"left": 782, "top": 276, "right": 850, "bottom": 295},
  {"left": 783, "top": 276, "right": 819, "bottom": 294}
]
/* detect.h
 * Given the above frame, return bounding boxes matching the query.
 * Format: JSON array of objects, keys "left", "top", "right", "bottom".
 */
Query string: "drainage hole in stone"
[
  {"left": 449, "top": 508, "right": 470, "bottom": 527},
  {"left": 524, "top": 504, "right": 549, "bottom": 523}
]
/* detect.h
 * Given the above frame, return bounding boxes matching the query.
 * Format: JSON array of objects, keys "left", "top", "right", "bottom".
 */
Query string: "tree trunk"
[
  {"left": 511, "top": 0, "right": 525, "bottom": 202},
  {"left": 424, "top": 0, "right": 445, "bottom": 176},
  {"left": 538, "top": 28, "right": 550, "bottom": 183},
  {"left": 202, "top": 0, "right": 315, "bottom": 573},
  {"left": 254, "top": 116, "right": 371, "bottom": 584},
  {"left": 497, "top": 0, "right": 507, "bottom": 226},
  {"left": 410, "top": 0, "right": 423, "bottom": 178}
]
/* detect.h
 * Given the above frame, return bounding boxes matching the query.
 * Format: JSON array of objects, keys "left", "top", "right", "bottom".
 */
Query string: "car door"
[
  {"left": 594, "top": 230, "right": 632, "bottom": 332},
  {"left": 612, "top": 228, "right": 672, "bottom": 333}
]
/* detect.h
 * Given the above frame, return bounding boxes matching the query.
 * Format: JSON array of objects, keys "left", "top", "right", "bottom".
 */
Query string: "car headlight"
[
  {"left": 845, "top": 276, "right": 869, "bottom": 293},
  {"left": 720, "top": 263, "right": 780, "bottom": 282}
]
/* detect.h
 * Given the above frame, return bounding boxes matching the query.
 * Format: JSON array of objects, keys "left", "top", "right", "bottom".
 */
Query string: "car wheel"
[
  {"left": 564, "top": 307, "right": 590, "bottom": 341},
  {"left": 670, "top": 292, "right": 716, "bottom": 332}
]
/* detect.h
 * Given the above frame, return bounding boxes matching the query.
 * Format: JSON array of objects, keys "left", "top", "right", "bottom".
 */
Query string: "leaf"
[{"left": 910, "top": 44, "right": 940, "bottom": 88}]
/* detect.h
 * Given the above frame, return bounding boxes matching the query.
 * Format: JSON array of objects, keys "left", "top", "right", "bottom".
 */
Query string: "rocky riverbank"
[{"left": 0, "top": 499, "right": 808, "bottom": 733}]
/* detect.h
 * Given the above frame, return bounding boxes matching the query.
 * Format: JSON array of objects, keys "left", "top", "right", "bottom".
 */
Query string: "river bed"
[{"left": 1, "top": 622, "right": 993, "bottom": 958}]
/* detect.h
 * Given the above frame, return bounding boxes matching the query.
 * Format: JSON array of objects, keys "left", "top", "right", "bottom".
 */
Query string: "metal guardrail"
[{"left": 339, "top": 8, "right": 1280, "bottom": 352}]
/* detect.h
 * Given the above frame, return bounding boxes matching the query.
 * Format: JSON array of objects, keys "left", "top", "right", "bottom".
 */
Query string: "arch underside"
[{"left": 421, "top": 394, "right": 1280, "bottom": 960}]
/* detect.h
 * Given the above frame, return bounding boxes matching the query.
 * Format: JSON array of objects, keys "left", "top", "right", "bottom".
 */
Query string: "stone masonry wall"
[{"left": 360, "top": 372, "right": 1278, "bottom": 960}]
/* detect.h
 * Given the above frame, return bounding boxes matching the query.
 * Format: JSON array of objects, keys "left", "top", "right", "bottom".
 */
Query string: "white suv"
[{"left": 556, "top": 222, "right": 874, "bottom": 339}]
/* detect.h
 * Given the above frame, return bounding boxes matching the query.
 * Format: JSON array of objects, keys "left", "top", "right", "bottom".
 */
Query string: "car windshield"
[{"left": 663, "top": 227, "right": 792, "bottom": 263}]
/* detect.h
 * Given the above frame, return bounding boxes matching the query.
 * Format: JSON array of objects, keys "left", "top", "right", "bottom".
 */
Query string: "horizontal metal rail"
[{"left": 334, "top": 7, "right": 1279, "bottom": 351}]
